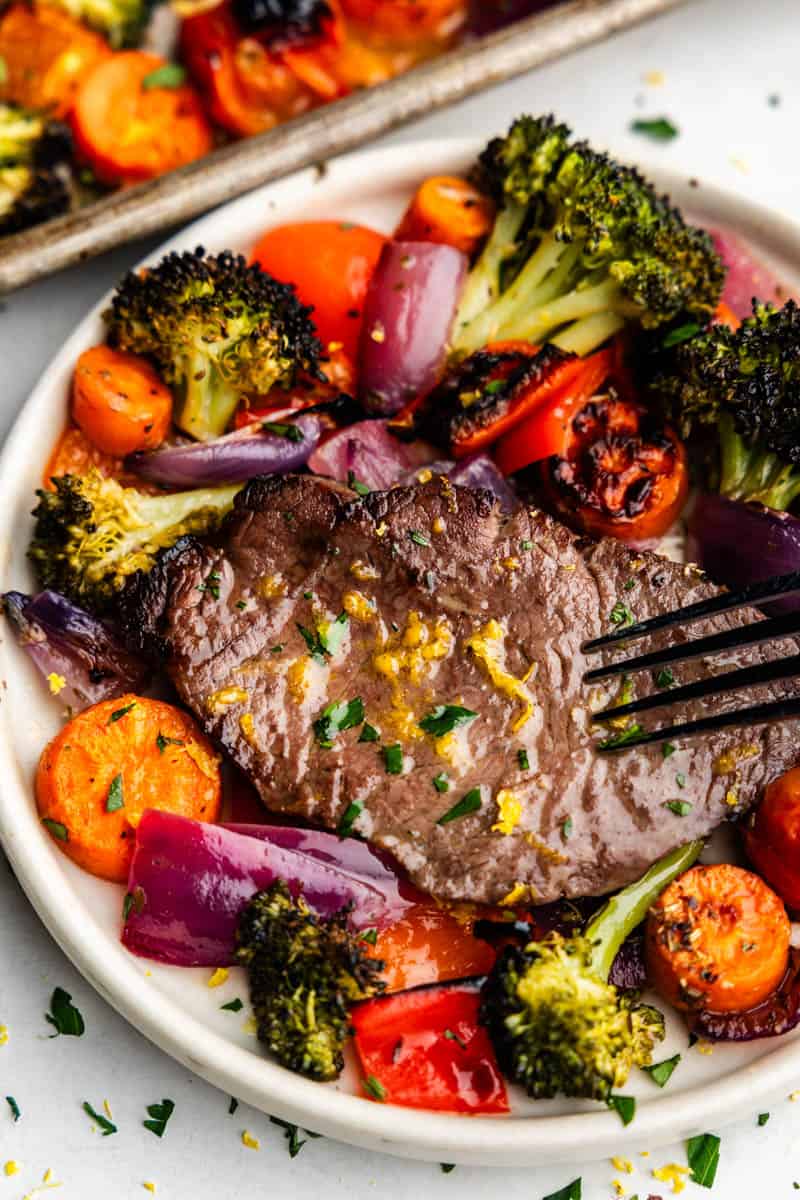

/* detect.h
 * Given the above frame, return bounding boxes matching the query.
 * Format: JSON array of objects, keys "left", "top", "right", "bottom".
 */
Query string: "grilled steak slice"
[{"left": 124, "top": 474, "right": 800, "bottom": 905}]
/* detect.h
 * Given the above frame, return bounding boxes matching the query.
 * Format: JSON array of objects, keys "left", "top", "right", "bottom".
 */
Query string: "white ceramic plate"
[{"left": 3, "top": 140, "right": 800, "bottom": 1168}]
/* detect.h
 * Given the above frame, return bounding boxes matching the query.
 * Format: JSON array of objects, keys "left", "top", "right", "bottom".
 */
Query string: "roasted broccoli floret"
[
  {"left": 236, "top": 881, "right": 384, "bottom": 1082},
  {"left": 453, "top": 115, "right": 724, "bottom": 358},
  {"left": 650, "top": 300, "right": 800, "bottom": 510},
  {"left": 0, "top": 103, "right": 73, "bottom": 238},
  {"left": 105, "top": 248, "right": 322, "bottom": 441},
  {"left": 480, "top": 842, "right": 702, "bottom": 1102},
  {"left": 28, "top": 471, "right": 240, "bottom": 614},
  {"left": 38, "top": 0, "right": 159, "bottom": 46}
]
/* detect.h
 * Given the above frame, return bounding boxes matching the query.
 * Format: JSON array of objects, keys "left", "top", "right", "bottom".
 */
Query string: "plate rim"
[{"left": 2, "top": 137, "right": 800, "bottom": 1167}]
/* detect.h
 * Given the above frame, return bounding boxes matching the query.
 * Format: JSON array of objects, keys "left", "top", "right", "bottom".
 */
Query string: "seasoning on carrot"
[
  {"left": 72, "top": 346, "right": 173, "bottom": 457},
  {"left": 646, "top": 863, "right": 790, "bottom": 1014},
  {"left": 0, "top": 3, "right": 111, "bottom": 117},
  {"left": 36, "top": 694, "right": 221, "bottom": 883},
  {"left": 71, "top": 52, "right": 213, "bottom": 187},
  {"left": 395, "top": 176, "right": 494, "bottom": 257},
  {"left": 744, "top": 766, "right": 800, "bottom": 910}
]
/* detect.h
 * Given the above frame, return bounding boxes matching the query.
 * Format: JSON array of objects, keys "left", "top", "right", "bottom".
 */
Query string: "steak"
[{"left": 124, "top": 474, "right": 800, "bottom": 905}]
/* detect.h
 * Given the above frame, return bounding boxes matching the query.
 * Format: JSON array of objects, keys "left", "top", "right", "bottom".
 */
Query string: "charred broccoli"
[
  {"left": 480, "top": 841, "right": 702, "bottom": 1102},
  {"left": 28, "top": 471, "right": 239, "bottom": 614},
  {"left": 236, "top": 881, "right": 384, "bottom": 1081},
  {"left": 650, "top": 300, "right": 800, "bottom": 509},
  {"left": 105, "top": 248, "right": 322, "bottom": 441},
  {"left": 0, "top": 103, "right": 73, "bottom": 238},
  {"left": 38, "top": 0, "right": 159, "bottom": 46},
  {"left": 453, "top": 115, "right": 724, "bottom": 358}
]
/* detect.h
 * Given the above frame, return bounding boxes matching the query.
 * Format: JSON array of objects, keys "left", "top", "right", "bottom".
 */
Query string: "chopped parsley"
[
  {"left": 270, "top": 1116, "right": 313, "bottom": 1158},
  {"left": 441, "top": 1164, "right": 456, "bottom": 1174},
  {"left": 337, "top": 800, "right": 363, "bottom": 837},
  {"left": 228, "top": 1097, "right": 239, "bottom": 1116},
  {"left": 686, "top": 1132, "right": 721, "bottom": 1188},
  {"left": 662, "top": 741, "right": 677, "bottom": 759},
  {"left": 303, "top": 590, "right": 314, "bottom": 600},
  {"left": 220, "top": 998, "right": 244, "bottom": 1012},
  {"left": 298, "top": 613, "right": 349, "bottom": 662},
  {"left": 520, "top": 539, "right": 533, "bottom": 551},
  {"left": 236, "top": 600, "right": 247, "bottom": 610},
  {"left": 105, "top": 773, "right": 124, "bottom": 813},
  {"left": 543, "top": 1181, "right": 582, "bottom": 1200},
  {"left": 347, "top": 470, "right": 370, "bottom": 496},
  {"left": 642, "top": 1053, "right": 681, "bottom": 1087},
  {"left": 198, "top": 569, "right": 221, "bottom": 600},
  {"left": 663, "top": 320, "right": 701, "bottom": 348},
  {"left": 156, "top": 731, "right": 184, "bottom": 754},
  {"left": 655, "top": 667, "right": 675, "bottom": 689},
  {"left": 609, "top": 601, "right": 634, "bottom": 628},
  {"left": 598, "top": 723, "right": 645, "bottom": 750},
  {"left": 262, "top": 421, "right": 304, "bottom": 442},
  {"left": 314, "top": 697, "right": 365, "bottom": 747},
  {"left": 517, "top": 748, "right": 530, "bottom": 771},
  {"left": 271, "top": 644, "right": 284, "bottom": 654},
  {"left": 83, "top": 1101, "right": 117, "bottom": 1136},
  {"left": 664, "top": 799, "right": 692, "bottom": 816},
  {"left": 45, "top": 987, "right": 85, "bottom": 1037},
  {"left": 622, "top": 577, "right": 636, "bottom": 591},
  {"left": 382, "top": 743, "right": 403, "bottom": 775},
  {"left": 143, "top": 1098, "right": 175, "bottom": 1138},
  {"left": 141, "top": 62, "right": 187, "bottom": 90},
  {"left": 757, "top": 1112, "right": 770, "bottom": 1127},
  {"left": 676, "top": 772, "right": 686, "bottom": 788},
  {"left": 630, "top": 115, "right": 679, "bottom": 141},
  {"left": 432, "top": 772, "right": 450, "bottom": 793},
  {"left": 6, "top": 1096, "right": 20, "bottom": 1122},
  {"left": 607, "top": 1093, "right": 636, "bottom": 1126},
  {"left": 359, "top": 928, "right": 378, "bottom": 946},
  {"left": 42, "top": 817, "right": 68, "bottom": 842},
  {"left": 419, "top": 704, "right": 477, "bottom": 737},
  {"left": 437, "top": 787, "right": 482, "bottom": 826},
  {"left": 561, "top": 816, "right": 574, "bottom": 841},
  {"left": 363, "top": 1075, "right": 387, "bottom": 1102},
  {"left": 108, "top": 701, "right": 136, "bottom": 723},
  {"left": 358, "top": 722, "right": 380, "bottom": 743},
  {"left": 408, "top": 529, "right": 430, "bottom": 547},
  {"left": 443, "top": 1028, "right": 467, "bottom": 1051}
]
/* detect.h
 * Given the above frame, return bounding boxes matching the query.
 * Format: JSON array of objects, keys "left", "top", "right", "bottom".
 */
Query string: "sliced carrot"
[
  {"left": 36, "top": 694, "right": 221, "bottom": 883},
  {"left": 72, "top": 345, "right": 173, "bottom": 457},
  {"left": 395, "top": 176, "right": 494, "bottom": 257},
  {"left": 72, "top": 52, "right": 213, "bottom": 186},
  {"left": 0, "top": 4, "right": 111, "bottom": 117},
  {"left": 646, "top": 863, "right": 790, "bottom": 1014},
  {"left": 44, "top": 425, "right": 124, "bottom": 490}
]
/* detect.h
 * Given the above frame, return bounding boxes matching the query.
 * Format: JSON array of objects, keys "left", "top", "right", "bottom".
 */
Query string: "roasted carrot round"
[
  {"left": 0, "top": 4, "right": 111, "bottom": 117},
  {"left": 646, "top": 863, "right": 790, "bottom": 1014},
  {"left": 71, "top": 53, "right": 214, "bottom": 186},
  {"left": 72, "top": 345, "right": 173, "bottom": 457},
  {"left": 395, "top": 176, "right": 494, "bottom": 257},
  {"left": 36, "top": 695, "right": 221, "bottom": 883},
  {"left": 44, "top": 425, "right": 124, "bottom": 490}
]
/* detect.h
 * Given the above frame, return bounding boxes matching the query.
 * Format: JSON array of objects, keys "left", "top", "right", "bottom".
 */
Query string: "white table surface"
[{"left": 2, "top": 0, "right": 800, "bottom": 1194}]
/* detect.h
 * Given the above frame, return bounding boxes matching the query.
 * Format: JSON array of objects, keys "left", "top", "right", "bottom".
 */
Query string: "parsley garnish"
[
  {"left": 382, "top": 744, "right": 403, "bottom": 775},
  {"left": 622, "top": 577, "right": 636, "bottom": 591},
  {"left": 105, "top": 773, "right": 124, "bottom": 813},
  {"left": 408, "top": 529, "right": 430, "bottom": 547},
  {"left": 314, "top": 697, "right": 365, "bottom": 747},
  {"left": 485, "top": 379, "right": 506, "bottom": 395},
  {"left": 198, "top": 569, "right": 221, "bottom": 600},
  {"left": 141, "top": 63, "right": 187, "bottom": 90},
  {"left": 757, "top": 1112, "right": 770, "bottom": 1126},
  {"left": 220, "top": 998, "right": 244, "bottom": 1012},
  {"left": 271, "top": 644, "right": 284, "bottom": 654},
  {"left": 359, "top": 928, "right": 378, "bottom": 946},
  {"left": 630, "top": 115, "right": 679, "bottom": 141},
  {"left": 228, "top": 1097, "right": 239, "bottom": 1116},
  {"left": 663, "top": 320, "right": 701, "bottom": 348},
  {"left": 358, "top": 722, "right": 379, "bottom": 743},
  {"left": 517, "top": 748, "right": 530, "bottom": 771},
  {"left": 655, "top": 667, "right": 675, "bottom": 689},
  {"left": 676, "top": 771, "right": 686, "bottom": 788},
  {"left": 270, "top": 1116, "right": 313, "bottom": 1158},
  {"left": 298, "top": 613, "right": 349, "bottom": 662},
  {"left": 609, "top": 601, "right": 634, "bottom": 628},
  {"left": 607, "top": 1093, "right": 636, "bottom": 1126},
  {"left": 42, "top": 817, "right": 68, "bottom": 842},
  {"left": 363, "top": 1075, "right": 387, "bottom": 1102},
  {"left": 235, "top": 600, "right": 247, "bottom": 610},
  {"left": 443, "top": 1028, "right": 467, "bottom": 1050},
  {"left": 83, "top": 1101, "right": 117, "bottom": 1136},
  {"left": 662, "top": 741, "right": 677, "bottom": 759},
  {"left": 520, "top": 538, "right": 533, "bottom": 551},
  {"left": 598, "top": 723, "right": 645, "bottom": 750},
  {"left": 6, "top": 1096, "right": 20, "bottom": 1122},
  {"left": 262, "top": 420, "right": 304, "bottom": 442},
  {"left": 664, "top": 799, "right": 692, "bottom": 816},
  {"left": 45, "top": 987, "right": 85, "bottom": 1037},
  {"left": 156, "top": 731, "right": 184, "bottom": 754},
  {"left": 642, "top": 1053, "right": 681, "bottom": 1087},
  {"left": 347, "top": 470, "right": 370, "bottom": 496},
  {"left": 337, "top": 800, "right": 363, "bottom": 837},
  {"left": 543, "top": 1181, "right": 582, "bottom": 1200},
  {"left": 143, "top": 1098, "right": 175, "bottom": 1138},
  {"left": 686, "top": 1132, "right": 721, "bottom": 1188},
  {"left": 561, "top": 816, "right": 573, "bottom": 841},
  {"left": 432, "top": 772, "right": 450, "bottom": 793},
  {"left": 303, "top": 590, "right": 314, "bottom": 600},
  {"left": 437, "top": 787, "right": 482, "bottom": 825},
  {"left": 441, "top": 1164, "right": 456, "bottom": 1174},
  {"left": 108, "top": 701, "right": 136, "bottom": 723},
  {"left": 419, "top": 704, "right": 477, "bottom": 737}
]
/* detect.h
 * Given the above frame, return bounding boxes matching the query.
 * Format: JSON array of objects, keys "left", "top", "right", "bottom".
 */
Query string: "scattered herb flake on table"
[
  {"left": 45, "top": 987, "right": 85, "bottom": 1037},
  {"left": 220, "top": 998, "right": 244, "bottom": 1012},
  {"left": 270, "top": 1116, "right": 315, "bottom": 1158},
  {"left": 83, "top": 1101, "right": 117, "bottom": 1136},
  {"left": 143, "top": 1098, "right": 175, "bottom": 1138},
  {"left": 543, "top": 1180, "right": 582, "bottom": 1200},
  {"left": 5, "top": 1096, "right": 20, "bottom": 1122},
  {"left": 642, "top": 1053, "right": 681, "bottom": 1087},
  {"left": 630, "top": 116, "right": 679, "bottom": 141},
  {"left": 607, "top": 1094, "right": 636, "bottom": 1126},
  {"left": 686, "top": 1132, "right": 721, "bottom": 1188}
]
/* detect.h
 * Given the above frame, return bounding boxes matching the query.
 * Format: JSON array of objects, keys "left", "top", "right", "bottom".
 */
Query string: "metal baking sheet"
[{"left": 0, "top": 0, "right": 689, "bottom": 294}]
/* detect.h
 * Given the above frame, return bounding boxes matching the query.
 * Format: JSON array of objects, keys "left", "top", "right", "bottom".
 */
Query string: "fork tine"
[
  {"left": 581, "top": 571, "right": 800, "bottom": 654},
  {"left": 582, "top": 611, "right": 800, "bottom": 683},
  {"left": 596, "top": 694, "right": 800, "bottom": 753},
  {"left": 594, "top": 652, "right": 800, "bottom": 723}
]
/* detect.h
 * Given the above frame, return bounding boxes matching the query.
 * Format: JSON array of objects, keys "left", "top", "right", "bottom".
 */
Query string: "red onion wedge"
[
  {"left": 399, "top": 454, "right": 518, "bottom": 512},
  {"left": 308, "top": 418, "right": 438, "bottom": 491},
  {"left": 359, "top": 241, "right": 467, "bottom": 416},
  {"left": 3, "top": 589, "right": 148, "bottom": 709},
  {"left": 689, "top": 948, "right": 800, "bottom": 1042},
  {"left": 688, "top": 493, "right": 800, "bottom": 614},
  {"left": 711, "top": 228, "right": 791, "bottom": 319},
  {"left": 122, "top": 811, "right": 414, "bottom": 966},
  {"left": 126, "top": 412, "right": 325, "bottom": 487}
]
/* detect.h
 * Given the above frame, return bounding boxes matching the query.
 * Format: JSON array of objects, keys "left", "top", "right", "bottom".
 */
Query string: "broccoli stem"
[
  {"left": 551, "top": 311, "right": 626, "bottom": 356},
  {"left": 584, "top": 840, "right": 703, "bottom": 982},
  {"left": 176, "top": 353, "right": 242, "bottom": 442},
  {"left": 718, "top": 413, "right": 800, "bottom": 511},
  {"left": 455, "top": 201, "right": 527, "bottom": 331}
]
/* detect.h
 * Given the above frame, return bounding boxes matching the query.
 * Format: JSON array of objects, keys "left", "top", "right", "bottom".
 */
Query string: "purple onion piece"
[
  {"left": 126, "top": 413, "right": 325, "bottom": 487},
  {"left": 3, "top": 589, "right": 148, "bottom": 710},
  {"left": 688, "top": 949, "right": 800, "bottom": 1042},
  {"left": 122, "top": 810, "right": 414, "bottom": 966},
  {"left": 359, "top": 240, "right": 468, "bottom": 416},
  {"left": 449, "top": 454, "right": 519, "bottom": 513},
  {"left": 687, "top": 493, "right": 800, "bottom": 615},
  {"left": 307, "top": 418, "right": 439, "bottom": 491},
  {"left": 608, "top": 935, "right": 647, "bottom": 992},
  {"left": 710, "top": 228, "right": 791, "bottom": 319}
]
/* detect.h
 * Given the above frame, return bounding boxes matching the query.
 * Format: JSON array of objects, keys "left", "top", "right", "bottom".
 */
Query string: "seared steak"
[{"left": 124, "top": 474, "right": 799, "bottom": 905}]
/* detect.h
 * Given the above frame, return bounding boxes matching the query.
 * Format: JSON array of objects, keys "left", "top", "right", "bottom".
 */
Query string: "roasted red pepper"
[
  {"left": 539, "top": 392, "right": 689, "bottom": 542},
  {"left": 744, "top": 766, "right": 800, "bottom": 911},
  {"left": 351, "top": 982, "right": 509, "bottom": 1113},
  {"left": 234, "top": 346, "right": 356, "bottom": 428},
  {"left": 368, "top": 901, "right": 496, "bottom": 993}
]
